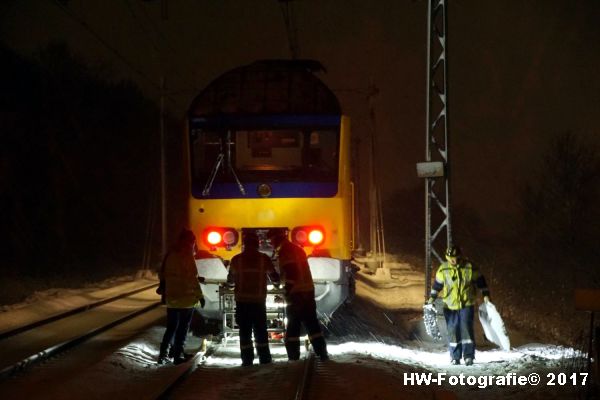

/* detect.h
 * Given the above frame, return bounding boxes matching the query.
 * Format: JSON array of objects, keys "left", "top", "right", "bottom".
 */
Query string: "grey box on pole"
[{"left": 416, "top": 161, "right": 445, "bottom": 178}]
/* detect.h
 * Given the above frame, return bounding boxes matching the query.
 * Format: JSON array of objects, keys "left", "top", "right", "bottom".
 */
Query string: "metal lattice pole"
[{"left": 419, "top": 0, "right": 453, "bottom": 299}]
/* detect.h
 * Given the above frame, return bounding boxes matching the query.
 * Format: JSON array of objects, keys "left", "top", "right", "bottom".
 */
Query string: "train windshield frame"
[{"left": 189, "top": 121, "right": 340, "bottom": 199}]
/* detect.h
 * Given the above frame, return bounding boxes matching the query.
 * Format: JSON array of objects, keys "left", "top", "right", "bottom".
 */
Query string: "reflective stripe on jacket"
[
  {"left": 276, "top": 240, "right": 314, "bottom": 298},
  {"left": 228, "top": 249, "right": 279, "bottom": 303},
  {"left": 161, "top": 250, "right": 202, "bottom": 309},
  {"left": 431, "top": 260, "right": 489, "bottom": 310}
]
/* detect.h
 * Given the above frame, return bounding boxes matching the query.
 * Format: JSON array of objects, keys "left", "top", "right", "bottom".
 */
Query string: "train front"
[{"left": 185, "top": 60, "right": 354, "bottom": 326}]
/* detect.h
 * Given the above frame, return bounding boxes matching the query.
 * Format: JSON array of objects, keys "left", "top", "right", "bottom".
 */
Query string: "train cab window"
[
  {"left": 238, "top": 130, "right": 302, "bottom": 171},
  {"left": 191, "top": 130, "right": 222, "bottom": 176},
  {"left": 190, "top": 127, "right": 339, "bottom": 190}
]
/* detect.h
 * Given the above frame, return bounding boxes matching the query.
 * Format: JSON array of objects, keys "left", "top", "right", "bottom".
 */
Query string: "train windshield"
[{"left": 190, "top": 128, "right": 339, "bottom": 191}]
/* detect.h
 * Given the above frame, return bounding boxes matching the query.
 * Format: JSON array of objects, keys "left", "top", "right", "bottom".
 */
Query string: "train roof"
[{"left": 188, "top": 59, "right": 341, "bottom": 117}]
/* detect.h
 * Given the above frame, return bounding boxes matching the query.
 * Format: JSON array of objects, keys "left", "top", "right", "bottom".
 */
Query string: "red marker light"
[
  {"left": 206, "top": 231, "right": 222, "bottom": 245},
  {"left": 308, "top": 229, "right": 324, "bottom": 245}
]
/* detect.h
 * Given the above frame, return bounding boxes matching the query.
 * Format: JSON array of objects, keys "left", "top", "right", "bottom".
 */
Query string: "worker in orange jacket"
[
  {"left": 228, "top": 233, "right": 280, "bottom": 366},
  {"left": 267, "top": 229, "right": 328, "bottom": 361}
]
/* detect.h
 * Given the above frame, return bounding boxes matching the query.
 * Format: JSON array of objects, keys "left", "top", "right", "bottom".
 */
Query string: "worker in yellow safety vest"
[
  {"left": 428, "top": 245, "right": 490, "bottom": 366},
  {"left": 267, "top": 229, "right": 329, "bottom": 361},
  {"left": 157, "top": 229, "right": 204, "bottom": 365},
  {"left": 227, "top": 232, "right": 280, "bottom": 366}
]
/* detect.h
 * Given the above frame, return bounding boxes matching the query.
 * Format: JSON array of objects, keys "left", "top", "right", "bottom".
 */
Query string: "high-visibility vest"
[
  {"left": 229, "top": 250, "right": 278, "bottom": 303},
  {"left": 433, "top": 261, "right": 488, "bottom": 310},
  {"left": 161, "top": 250, "right": 203, "bottom": 309},
  {"left": 277, "top": 240, "right": 314, "bottom": 296}
]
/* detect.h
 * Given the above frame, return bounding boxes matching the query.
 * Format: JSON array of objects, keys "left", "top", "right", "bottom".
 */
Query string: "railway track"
[
  {"left": 0, "top": 282, "right": 159, "bottom": 341},
  {"left": 0, "top": 283, "right": 161, "bottom": 379},
  {"left": 0, "top": 280, "right": 340, "bottom": 400},
  {"left": 157, "top": 343, "right": 320, "bottom": 400}
]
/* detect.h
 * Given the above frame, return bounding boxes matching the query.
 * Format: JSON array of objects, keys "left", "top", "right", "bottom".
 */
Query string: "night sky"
[{"left": 2, "top": 0, "right": 599, "bottom": 240}]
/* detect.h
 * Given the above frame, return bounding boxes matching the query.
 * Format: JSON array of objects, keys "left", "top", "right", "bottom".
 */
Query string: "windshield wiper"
[
  {"left": 202, "top": 131, "right": 246, "bottom": 196},
  {"left": 228, "top": 160, "right": 246, "bottom": 196},
  {"left": 202, "top": 153, "right": 224, "bottom": 196},
  {"left": 225, "top": 130, "right": 246, "bottom": 196}
]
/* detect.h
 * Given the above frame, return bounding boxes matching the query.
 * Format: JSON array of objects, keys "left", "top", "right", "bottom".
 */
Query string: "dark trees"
[
  {"left": 0, "top": 43, "right": 162, "bottom": 298},
  {"left": 518, "top": 132, "right": 600, "bottom": 283}
]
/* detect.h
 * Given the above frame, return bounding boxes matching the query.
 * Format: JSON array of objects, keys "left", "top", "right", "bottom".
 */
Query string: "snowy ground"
[
  {"left": 46, "top": 328, "right": 583, "bottom": 399},
  {"left": 0, "top": 271, "right": 157, "bottom": 334},
  {"left": 0, "top": 266, "right": 594, "bottom": 399}
]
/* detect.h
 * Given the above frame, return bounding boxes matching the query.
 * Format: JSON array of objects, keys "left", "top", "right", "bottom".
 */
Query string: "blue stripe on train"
[
  {"left": 190, "top": 114, "right": 341, "bottom": 129},
  {"left": 192, "top": 182, "right": 338, "bottom": 199}
]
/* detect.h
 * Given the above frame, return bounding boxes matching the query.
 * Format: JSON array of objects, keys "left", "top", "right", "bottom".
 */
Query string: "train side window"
[{"left": 307, "top": 130, "right": 337, "bottom": 173}]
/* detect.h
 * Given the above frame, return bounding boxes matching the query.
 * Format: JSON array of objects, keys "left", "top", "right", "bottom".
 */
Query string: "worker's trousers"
[
  {"left": 285, "top": 291, "right": 327, "bottom": 360},
  {"left": 235, "top": 302, "right": 271, "bottom": 365},
  {"left": 443, "top": 305, "right": 475, "bottom": 361},
  {"left": 160, "top": 307, "right": 194, "bottom": 358}
]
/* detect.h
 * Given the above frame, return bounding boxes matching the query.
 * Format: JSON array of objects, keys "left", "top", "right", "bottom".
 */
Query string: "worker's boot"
[
  {"left": 311, "top": 336, "right": 329, "bottom": 361},
  {"left": 285, "top": 341, "right": 301, "bottom": 361},
  {"left": 173, "top": 353, "right": 193, "bottom": 365},
  {"left": 256, "top": 344, "right": 272, "bottom": 364},
  {"left": 157, "top": 342, "right": 171, "bottom": 365},
  {"left": 171, "top": 345, "right": 194, "bottom": 365},
  {"left": 240, "top": 347, "right": 255, "bottom": 366}
]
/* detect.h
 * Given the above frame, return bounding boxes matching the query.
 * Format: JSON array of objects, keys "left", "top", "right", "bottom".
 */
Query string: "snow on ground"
[
  {"left": 80, "top": 330, "right": 583, "bottom": 375},
  {"left": 327, "top": 341, "right": 581, "bottom": 373},
  {"left": 0, "top": 271, "right": 158, "bottom": 334},
  {"left": 87, "top": 332, "right": 583, "bottom": 399},
  {"left": 0, "top": 262, "right": 592, "bottom": 399}
]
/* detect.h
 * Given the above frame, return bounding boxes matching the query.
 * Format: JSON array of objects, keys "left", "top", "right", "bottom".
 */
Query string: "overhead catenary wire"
[
  {"left": 136, "top": 0, "right": 201, "bottom": 89},
  {"left": 279, "top": 0, "right": 300, "bottom": 59},
  {"left": 51, "top": 0, "right": 193, "bottom": 267},
  {"left": 123, "top": 0, "right": 199, "bottom": 92},
  {"left": 51, "top": 0, "right": 184, "bottom": 112},
  {"left": 123, "top": 0, "right": 163, "bottom": 56},
  {"left": 137, "top": 0, "right": 181, "bottom": 56}
]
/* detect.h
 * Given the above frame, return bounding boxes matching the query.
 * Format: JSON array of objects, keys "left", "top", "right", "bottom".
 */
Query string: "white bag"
[{"left": 478, "top": 301, "right": 510, "bottom": 351}]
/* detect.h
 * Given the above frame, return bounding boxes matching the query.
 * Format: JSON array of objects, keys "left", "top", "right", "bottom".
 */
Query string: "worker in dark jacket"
[
  {"left": 427, "top": 245, "right": 490, "bottom": 366},
  {"left": 157, "top": 229, "right": 204, "bottom": 365},
  {"left": 228, "top": 233, "right": 280, "bottom": 366},
  {"left": 267, "top": 229, "right": 329, "bottom": 361}
]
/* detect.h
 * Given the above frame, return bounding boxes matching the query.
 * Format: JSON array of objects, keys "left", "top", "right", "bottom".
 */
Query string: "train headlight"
[
  {"left": 308, "top": 229, "right": 324, "bottom": 246},
  {"left": 222, "top": 231, "right": 236, "bottom": 246},
  {"left": 206, "top": 231, "right": 222, "bottom": 246}
]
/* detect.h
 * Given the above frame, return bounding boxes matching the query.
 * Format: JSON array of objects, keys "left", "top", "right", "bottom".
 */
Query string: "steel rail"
[
  {"left": 0, "top": 299, "right": 162, "bottom": 380},
  {"left": 155, "top": 343, "right": 220, "bottom": 400},
  {"left": 0, "top": 282, "right": 159, "bottom": 341},
  {"left": 294, "top": 353, "right": 315, "bottom": 400},
  {"left": 155, "top": 346, "right": 315, "bottom": 400}
]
